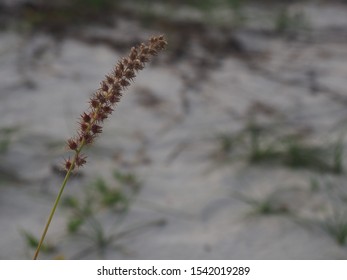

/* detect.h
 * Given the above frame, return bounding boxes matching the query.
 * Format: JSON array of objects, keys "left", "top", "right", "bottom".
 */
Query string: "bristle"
[{"left": 63, "top": 35, "right": 167, "bottom": 170}]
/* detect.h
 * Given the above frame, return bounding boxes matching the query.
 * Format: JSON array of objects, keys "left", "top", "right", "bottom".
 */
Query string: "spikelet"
[{"left": 64, "top": 35, "right": 167, "bottom": 171}]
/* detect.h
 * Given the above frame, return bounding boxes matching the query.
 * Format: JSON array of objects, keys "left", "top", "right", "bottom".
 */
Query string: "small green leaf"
[
  {"left": 62, "top": 196, "right": 79, "bottom": 209},
  {"left": 102, "top": 189, "right": 127, "bottom": 207},
  {"left": 21, "top": 230, "right": 55, "bottom": 252},
  {"left": 67, "top": 217, "right": 84, "bottom": 233},
  {"left": 95, "top": 178, "right": 108, "bottom": 194}
]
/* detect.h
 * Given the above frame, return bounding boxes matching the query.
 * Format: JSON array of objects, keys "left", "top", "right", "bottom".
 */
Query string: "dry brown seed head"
[
  {"left": 116, "top": 61, "right": 125, "bottom": 71},
  {"left": 134, "top": 59, "right": 144, "bottom": 70},
  {"left": 120, "top": 78, "right": 130, "bottom": 88},
  {"left": 148, "top": 48, "right": 158, "bottom": 56},
  {"left": 102, "top": 105, "right": 113, "bottom": 114},
  {"left": 81, "top": 112, "right": 91, "bottom": 123},
  {"left": 63, "top": 35, "right": 167, "bottom": 170},
  {"left": 110, "top": 87, "right": 120, "bottom": 97},
  {"left": 109, "top": 92, "right": 121, "bottom": 102},
  {"left": 115, "top": 69, "right": 123, "bottom": 79},
  {"left": 105, "top": 75, "right": 114, "bottom": 84},
  {"left": 95, "top": 111, "right": 108, "bottom": 122},
  {"left": 96, "top": 92, "right": 107, "bottom": 104},
  {"left": 141, "top": 45, "right": 149, "bottom": 55},
  {"left": 125, "top": 69, "right": 135, "bottom": 80},
  {"left": 110, "top": 95, "right": 120, "bottom": 104},
  {"left": 139, "top": 54, "right": 149, "bottom": 63},
  {"left": 82, "top": 132, "right": 95, "bottom": 144},
  {"left": 101, "top": 81, "right": 109, "bottom": 92},
  {"left": 129, "top": 47, "right": 138, "bottom": 60},
  {"left": 127, "top": 60, "right": 134, "bottom": 70},
  {"left": 91, "top": 124, "right": 103, "bottom": 134},
  {"left": 122, "top": 58, "right": 129, "bottom": 66},
  {"left": 159, "top": 39, "right": 167, "bottom": 49},
  {"left": 64, "top": 158, "right": 74, "bottom": 171},
  {"left": 75, "top": 154, "right": 87, "bottom": 167},
  {"left": 157, "top": 40, "right": 167, "bottom": 49},
  {"left": 67, "top": 138, "right": 78, "bottom": 151},
  {"left": 80, "top": 122, "right": 89, "bottom": 132},
  {"left": 90, "top": 98, "right": 100, "bottom": 108},
  {"left": 112, "top": 83, "right": 122, "bottom": 92}
]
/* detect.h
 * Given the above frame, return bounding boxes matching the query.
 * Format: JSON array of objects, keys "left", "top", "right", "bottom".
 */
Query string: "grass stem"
[{"left": 33, "top": 142, "right": 85, "bottom": 260}]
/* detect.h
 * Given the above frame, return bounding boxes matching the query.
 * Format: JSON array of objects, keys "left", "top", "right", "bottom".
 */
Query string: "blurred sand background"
[{"left": 1, "top": 0, "right": 347, "bottom": 259}]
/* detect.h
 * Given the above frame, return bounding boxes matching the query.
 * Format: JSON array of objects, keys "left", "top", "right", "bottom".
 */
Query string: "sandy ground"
[{"left": 1, "top": 2, "right": 347, "bottom": 259}]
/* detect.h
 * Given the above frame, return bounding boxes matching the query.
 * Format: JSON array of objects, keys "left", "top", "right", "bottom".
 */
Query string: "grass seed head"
[{"left": 63, "top": 35, "right": 167, "bottom": 172}]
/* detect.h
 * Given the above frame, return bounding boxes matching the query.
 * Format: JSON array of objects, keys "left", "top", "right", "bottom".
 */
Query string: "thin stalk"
[
  {"left": 33, "top": 142, "right": 85, "bottom": 260},
  {"left": 33, "top": 102, "right": 101, "bottom": 260},
  {"left": 32, "top": 35, "right": 167, "bottom": 260}
]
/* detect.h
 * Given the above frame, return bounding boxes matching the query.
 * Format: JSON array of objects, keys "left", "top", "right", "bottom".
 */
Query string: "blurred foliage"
[
  {"left": 0, "top": 0, "right": 316, "bottom": 34},
  {"left": 14, "top": 0, "right": 119, "bottom": 32},
  {"left": 213, "top": 121, "right": 345, "bottom": 174},
  {"left": 274, "top": 7, "right": 309, "bottom": 34},
  {"left": 322, "top": 210, "right": 347, "bottom": 245},
  {"left": 0, "top": 127, "right": 22, "bottom": 184},
  {"left": 22, "top": 169, "right": 143, "bottom": 258},
  {"left": 21, "top": 230, "right": 56, "bottom": 253},
  {"left": 62, "top": 170, "right": 140, "bottom": 234},
  {"left": 237, "top": 191, "right": 290, "bottom": 216},
  {"left": 2, "top": 0, "right": 249, "bottom": 32},
  {"left": 0, "top": 126, "right": 18, "bottom": 154}
]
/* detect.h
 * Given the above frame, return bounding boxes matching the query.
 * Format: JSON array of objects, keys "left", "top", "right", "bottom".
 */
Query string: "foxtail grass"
[{"left": 33, "top": 35, "right": 167, "bottom": 260}]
